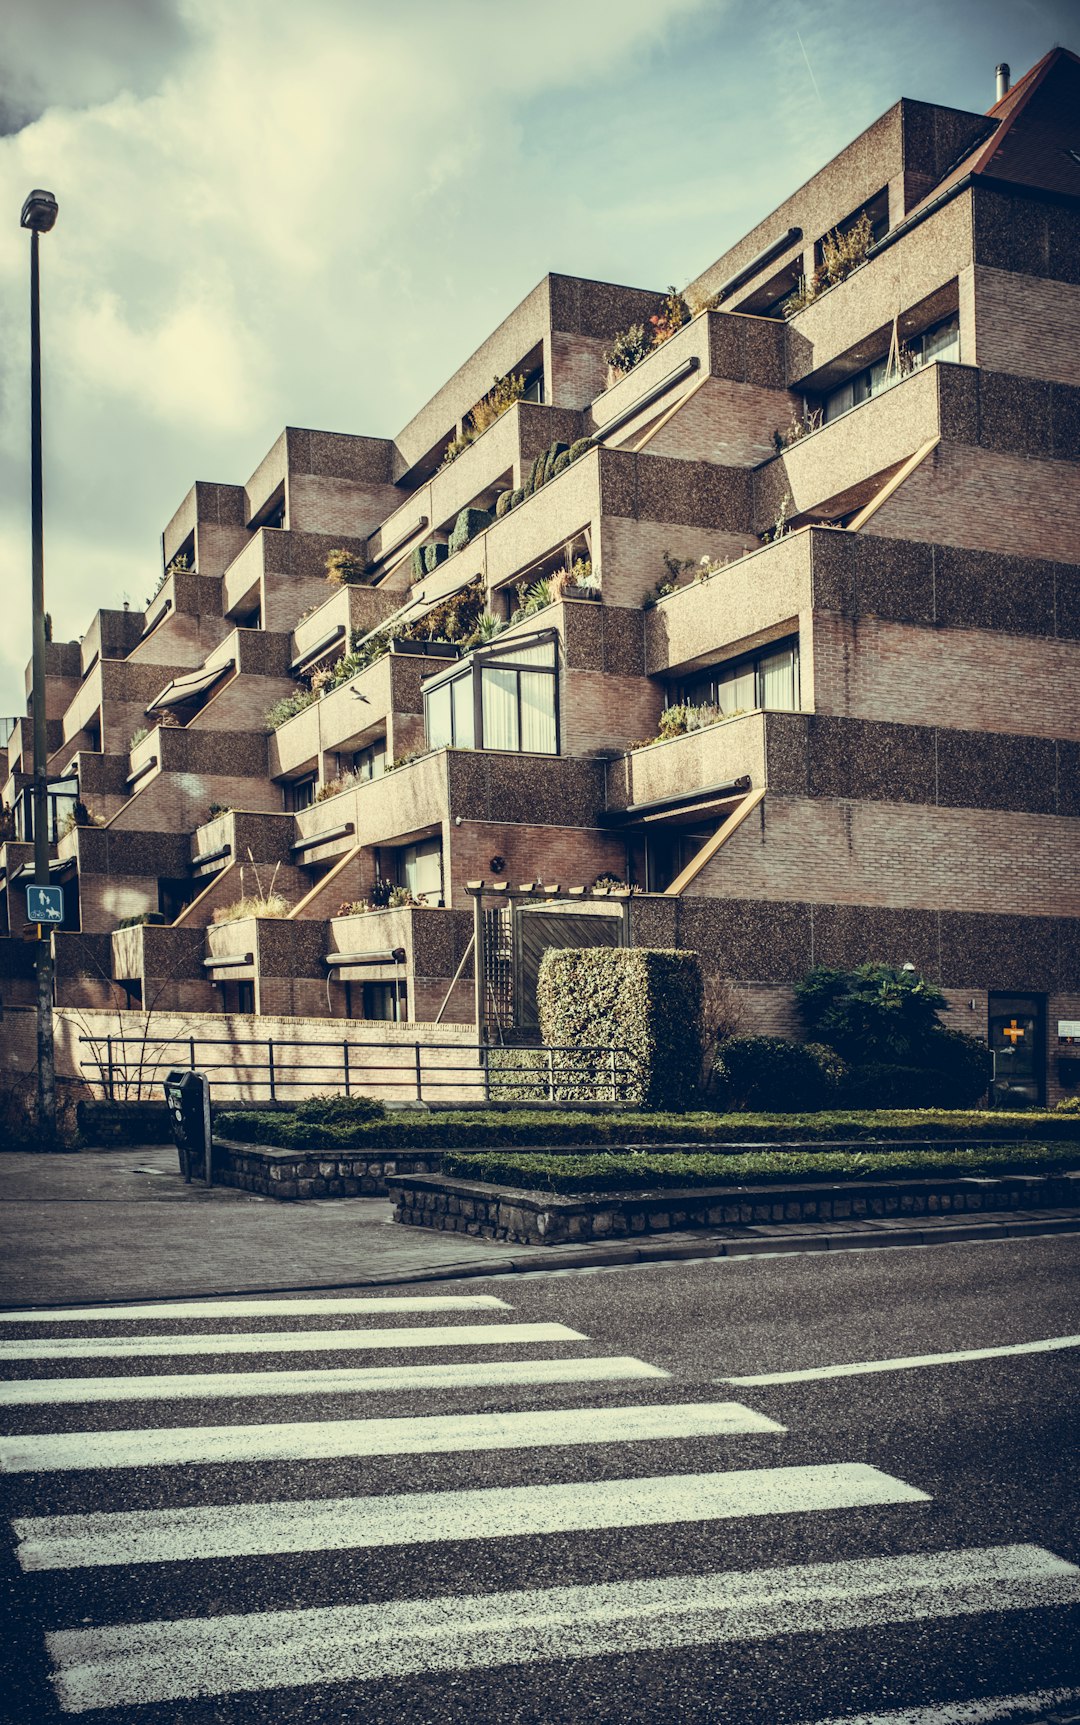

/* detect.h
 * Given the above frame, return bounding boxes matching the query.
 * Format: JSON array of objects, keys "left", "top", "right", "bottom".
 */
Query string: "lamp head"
[{"left": 20, "top": 189, "right": 58, "bottom": 233}]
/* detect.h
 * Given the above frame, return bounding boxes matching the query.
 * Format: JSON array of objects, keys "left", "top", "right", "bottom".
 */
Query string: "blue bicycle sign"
[{"left": 26, "top": 884, "right": 64, "bottom": 923}]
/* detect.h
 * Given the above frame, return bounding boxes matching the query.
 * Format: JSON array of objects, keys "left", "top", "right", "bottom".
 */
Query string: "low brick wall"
[
  {"left": 76, "top": 1100, "right": 172, "bottom": 1146},
  {"left": 213, "top": 1137, "right": 443, "bottom": 1199},
  {"left": 386, "top": 1168, "right": 1080, "bottom": 1245}
]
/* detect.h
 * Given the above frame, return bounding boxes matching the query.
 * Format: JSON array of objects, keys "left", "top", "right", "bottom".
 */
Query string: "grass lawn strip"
[{"left": 438, "top": 1141, "right": 1080, "bottom": 1195}]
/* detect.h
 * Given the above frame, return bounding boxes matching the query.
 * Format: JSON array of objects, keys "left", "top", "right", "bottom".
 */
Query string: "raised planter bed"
[
  {"left": 212, "top": 1138, "right": 443, "bottom": 1199},
  {"left": 386, "top": 1168, "right": 1080, "bottom": 1245}
]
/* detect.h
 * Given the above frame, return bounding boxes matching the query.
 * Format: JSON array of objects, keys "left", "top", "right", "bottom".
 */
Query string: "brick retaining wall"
[{"left": 386, "top": 1168, "right": 1080, "bottom": 1245}]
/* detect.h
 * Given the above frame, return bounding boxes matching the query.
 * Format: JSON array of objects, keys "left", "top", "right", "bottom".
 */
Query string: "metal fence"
[{"left": 77, "top": 1032, "right": 636, "bottom": 1105}]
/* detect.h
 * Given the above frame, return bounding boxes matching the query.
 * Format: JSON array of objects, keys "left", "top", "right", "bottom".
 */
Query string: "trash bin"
[{"left": 163, "top": 1070, "right": 213, "bottom": 1185}]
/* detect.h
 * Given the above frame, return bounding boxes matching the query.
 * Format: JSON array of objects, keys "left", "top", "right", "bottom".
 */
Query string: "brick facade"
[{"left": 3, "top": 48, "right": 1078, "bottom": 1108}]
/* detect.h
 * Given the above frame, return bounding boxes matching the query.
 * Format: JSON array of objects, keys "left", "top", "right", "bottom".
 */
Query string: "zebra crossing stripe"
[
  {"left": 796, "top": 1687, "right": 1080, "bottom": 1724},
  {"left": 0, "top": 1295, "right": 511, "bottom": 1323},
  {"left": 15, "top": 1461, "right": 918, "bottom": 1570},
  {"left": 45, "top": 1543, "right": 1080, "bottom": 1713},
  {"left": 0, "top": 1321, "right": 585, "bottom": 1362},
  {"left": 0, "top": 1353, "right": 668, "bottom": 1406},
  {"left": 0, "top": 1399, "right": 785, "bottom": 1474}
]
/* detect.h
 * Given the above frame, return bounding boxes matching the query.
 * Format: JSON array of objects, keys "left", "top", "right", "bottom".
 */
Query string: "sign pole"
[{"left": 28, "top": 219, "right": 56, "bottom": 1146}]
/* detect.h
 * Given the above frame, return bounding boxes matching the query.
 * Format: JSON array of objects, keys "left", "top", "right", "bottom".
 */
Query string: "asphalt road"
[{"left": 0, "top": 1233, "right": 1077, "bottom": 1724}]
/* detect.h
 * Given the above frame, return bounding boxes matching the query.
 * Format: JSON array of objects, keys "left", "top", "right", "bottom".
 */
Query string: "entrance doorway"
[{"left": 988, "top": 993, "right": 1045, "bottom": 1107}]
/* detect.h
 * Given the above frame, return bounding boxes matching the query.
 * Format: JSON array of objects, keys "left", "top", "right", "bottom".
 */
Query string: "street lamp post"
[{"left": 21, "top": 187, "right": 59, "bottom": 1145}]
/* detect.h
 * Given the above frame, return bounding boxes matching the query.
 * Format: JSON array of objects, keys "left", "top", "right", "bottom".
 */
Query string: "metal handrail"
[{"left": 77, "top": 1032, "right": 635, "bottom": 1104}]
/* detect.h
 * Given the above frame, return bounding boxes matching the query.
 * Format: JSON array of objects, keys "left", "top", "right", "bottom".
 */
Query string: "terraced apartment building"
[{"left": 2, "top": 47, "right": 1078, "bottom": 1107}]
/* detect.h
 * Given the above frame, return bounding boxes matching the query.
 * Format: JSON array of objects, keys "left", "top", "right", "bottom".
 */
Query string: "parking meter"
[{"left": 163, "top": 1070, "right": 213, "bottom": 1185}]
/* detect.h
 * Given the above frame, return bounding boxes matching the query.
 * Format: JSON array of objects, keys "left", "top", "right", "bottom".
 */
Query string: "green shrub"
[
  {"left": 324, "top": 548, "right": 368, "bottom": 587},
  {"left": 292, "top": 1094, "right": 384, "bottom": 1126},
  {"left": 712, "top": 1036, "right": 838, "bottom": 1112},
  {"left": 796, "top": 963, "right": 947, "bottom": 1062},
  {"left": 551, "top": 450, "right": 570, "bottom": 477},
  {"left": 843, "top": 1034, "right": 990, "bottom": 1110},
  {"left": 410, "top": 547, "right": 426, "bottom": 581},
  {"left": 510, "top": 488, "right": 525, "bottom": 509},
  {"left": 527, "top": 453, "right": 545, "bottom": 494},
  {"left": 604, "top": 323, "right": 650, "bottom": 376},
  {"left": 449, "top": 507, "right": 492, "bottom": 556},
  {"left": 266, "top": 687, "right": 318, "bottom": 729},
  {"left": 495, "top": 490, "right": 514, "bottom": 519},
  {"left": 568, "top": 438, "right": 594, "bottom": 463},
  {"left": 537, "top": 948, "right": 703, "bottom": 1110}
]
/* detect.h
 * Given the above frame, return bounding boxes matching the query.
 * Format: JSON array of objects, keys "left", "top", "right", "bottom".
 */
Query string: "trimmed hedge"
[
  {"left": 214, "top": 1104, "right": 1080, "bottom": 1152},
  {"left": 423, "top": 542, "right": 448, "bottom": 573},
  {"left": 713, "top": 1037, "right": 843, "bottom": 1111},
  {"left": 537, "top": 948, "right": 702, "bottom": 1110},
  {"left": 410, "top": 546, "right": 426, "bottom": 581},
  {"left": 440, "top": 1141, "right": 1080, "bottom": 1193},
  {"left": 448, "top": 506, "right": 492, "bottom": 556}
]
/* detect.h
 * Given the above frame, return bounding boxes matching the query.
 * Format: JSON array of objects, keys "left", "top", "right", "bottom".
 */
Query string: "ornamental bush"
[
  {"left": 423, "top": 542, "right": 448, "bottom": 573},
  {"left": 795, "top": 963, "right": 946, "bottom": 1062},
  {"left": 410, "top": 547, "right": 426, "bottom": 581},
  {"left": 568, "top": 438, "right": 594, "bottom": 463},
  {"left": 495, "top": 490, "right": 514, "bottom": 518},
  {"left": 712, "top": 1036, "right": 843, "bottom": 1112},
  {"left": 448, "top": 506, "right": 492, "bottom": 556},
  {"left": 537, "top": 947, "right": 703, "bottom": 1111}
]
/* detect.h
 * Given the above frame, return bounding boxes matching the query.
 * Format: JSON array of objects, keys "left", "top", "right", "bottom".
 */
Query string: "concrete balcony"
[
  {"left": 325, "top": 905, "right": 473, "bottom": 1023},
  {"left": 605, "top": 712, "right": 768, "bottom": 814},
  {"left": 288, "top": 583, "right": 400, "bottom": 675},
  {"left": 109, "top": 923, "right": 214, "bottom": 1012},
  {"left": 585, "top": 309, "right": 789, "bottom": 463},
  {"left": 783, "top": 192, "right": 973, "bottom": 389},
  {"left": 368, "top": 400, "right": 583, "bottom": 579},
  {"left": 62, "top": 657, "right": 194, "bottom": 756},
  {"left": 204, "top": 913, "right": 328, "bottom": 1018},
  {"left": 110, "top": 727, "right": 280, "bottom": 834},
  {"left": 752, "top": 360, "right": 947, "bottom": 531},
  {"left": 222, "top": 526, "right": 371, "bottom": 633},
  {"left": 126, "top": 568, "right": 229, "bottom": 669},
  {"left": 645, "top": 530, "right": 816, "bottom": 677},
  {"left": 268, "top": 645, "right": 443, "bottom": 780}
]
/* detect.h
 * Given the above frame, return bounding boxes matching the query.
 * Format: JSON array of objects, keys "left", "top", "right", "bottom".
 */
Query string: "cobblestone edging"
[
  {"left": 386, "top": 1168, "right": 1080, "bottom": 1245},
  {"left": 213, "top": 1138, "right": 444, "bottom": 1198}
]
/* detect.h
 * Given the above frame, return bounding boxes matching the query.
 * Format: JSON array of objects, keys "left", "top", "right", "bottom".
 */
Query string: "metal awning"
[
  {"left": 202, "top": 952, "right": 253, "bottom": 970},
  {"left": 599, "top": 775, "right": 752, "bottom": 828},
  {"left": 325, "top": 947, "right": 406, "bottom": 967},
  {"left": 291, "top": 823, "right": 355, "bottom": 853},
  {"left": 290, "top": 625, "right": 345, "bottom": 673},
  {"left": 146, "top": 658, "right": 235, "bottom": 714}
]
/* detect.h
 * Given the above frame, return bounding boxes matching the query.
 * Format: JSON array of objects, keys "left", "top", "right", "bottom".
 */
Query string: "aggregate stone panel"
[
  {"left": 931, "top": 545, "right": 1059, "bottom": 636},
  {"left": 809, "top": 903, "right": 940, "bottom": 978},
  {"left": 1050, "top": 382, "right": 1080, "bottom": 460},
  {"left": 763, "top": 713, "right": 810, "bottom": 796},
  {"left": 675, "top": 897, "right": 812, "bottom": 984},
  {"left": 972, "top": 183, "right": 1080, "bottom": 286},
  {"left": 849, "top": 535, "right": 936, "bottom": 625},
  {"left": 977, "top": 372, "right": 1055, "bottom": 457},
  {"left": 937, "top": 911, "right": 1060, "bottom": 992},
  {"left": 935, "top": 728, "right": 1059, "bottom": 816},
  {"left": 806, "top": 716, "right": 936, "bottom": 806}
]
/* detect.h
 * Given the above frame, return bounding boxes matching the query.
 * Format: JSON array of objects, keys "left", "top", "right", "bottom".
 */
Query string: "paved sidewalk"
[{"left": 2, "top": 1143, "right": 1079, "bottom": 1307}]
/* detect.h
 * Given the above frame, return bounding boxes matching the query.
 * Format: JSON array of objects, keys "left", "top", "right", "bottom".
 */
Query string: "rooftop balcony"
[
  {"left": 78, "top": 611, "right": 144, "bottom": 680},
  {"left": 62, "top": 656, "right": 194, "bottom": 756},
  {"left": 110, "top": 726, "right": 280, "bottom": 834},
  {"left": 110, "top": 922, "right": 214, "bottom": 1012}
]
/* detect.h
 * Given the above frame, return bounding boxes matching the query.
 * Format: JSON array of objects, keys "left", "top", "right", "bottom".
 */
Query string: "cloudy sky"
[{"left": 0, "top": 0, "right": 1074, "bottom": 717}]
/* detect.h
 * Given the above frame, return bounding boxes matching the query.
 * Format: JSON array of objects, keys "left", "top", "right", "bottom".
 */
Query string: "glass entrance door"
[{"left": 988, "top": 993, "right": 1045, "bottom": 1107}]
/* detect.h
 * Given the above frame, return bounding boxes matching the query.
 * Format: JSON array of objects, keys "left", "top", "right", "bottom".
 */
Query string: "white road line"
[
  {"left": 16, "top": 1461, "right": 915, "bottom": 1570},
  {"left": 0, "top": 1354, "right": 667, "bottom": 1407},
  {"left": 798, "top": 1686, "right": 1080, "bottom": 1724},
  {"left": 45, "top": 1543, "right": 1080, "bottom": 1713},
  {"left": 719, "top": 1334, "right": 1080, "bottom": 1386},
  {"left": 0, "top": 1321, "right": 584, "bottom": 1362},
  {"left": 0, "top": 1295, "right": 510, "bottom": 1324},
  {"left": 0, "top": 1399, "right": 784, "bottom": 1474}
]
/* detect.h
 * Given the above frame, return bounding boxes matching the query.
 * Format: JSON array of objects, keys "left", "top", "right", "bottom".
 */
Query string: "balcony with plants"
[
  {"left": 751, "top": 356, "right": 950, "bottom": 534},
  {"left": 124, "top": 557, "right": 230, "bottom": 670},
  {"left": 607, "top": 707, "right": 769, "bottom": 814},
  {"left": 367, "top": 396, "right": 587, "bottom": 588},
  {"left": 644, "top": 529, "right": 817, "bottom": 677},
  {"left": 221, "top": 524, "right": 372, "bottom": 631}
]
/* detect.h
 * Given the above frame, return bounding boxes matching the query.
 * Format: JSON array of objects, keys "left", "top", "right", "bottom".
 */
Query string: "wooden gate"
[{"left": 513, "top": 905, "right": 624, "bottom": 1030}]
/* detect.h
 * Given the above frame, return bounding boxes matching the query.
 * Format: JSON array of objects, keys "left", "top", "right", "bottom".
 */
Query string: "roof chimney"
[{"left": 996, "top": 62, "right": 1011, "bottom": 102}]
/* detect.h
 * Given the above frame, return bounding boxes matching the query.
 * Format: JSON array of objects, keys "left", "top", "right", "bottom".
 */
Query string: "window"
[
  {"left": 424, "top": 634, "right": 557, "bottom": 755},
  {"left": 626, "top": 829, "right": 711, "bottom": 893},
  {"left": 284, "top": 774, "right": 316, "bottom": 812},
  {"left": 823, "top": 314, "right": 960, "bottom": 424},
  {"left": 671, "top": 635, "right": 800, "bottom": 716},
  {"left": 348, "top": 740, "right": 386, "bottom": 782}
]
